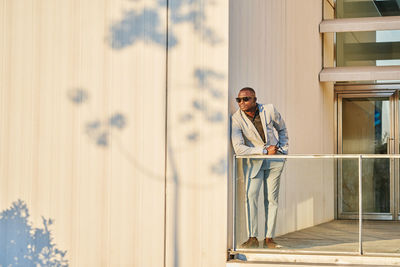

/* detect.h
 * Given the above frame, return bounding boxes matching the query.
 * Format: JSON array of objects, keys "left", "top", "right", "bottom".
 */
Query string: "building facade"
[{"left": 1, "top": 0, "right": 399, "bottom": 266}]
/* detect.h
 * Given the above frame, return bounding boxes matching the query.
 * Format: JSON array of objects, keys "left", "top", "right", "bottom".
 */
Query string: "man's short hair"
[{"left": 239, "top": 87, "right": 256, "bottom": 95}]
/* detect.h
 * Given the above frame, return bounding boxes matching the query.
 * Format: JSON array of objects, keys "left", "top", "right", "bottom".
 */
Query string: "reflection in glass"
[
  {"left": 336, "top": 30, "right": 400, "bottom": 68},
  {"left": 337, "top": 0, "right": 400, "bottom": 18},
  {"left": 335, "top": 0, "right": 400, "bottom": 83},
  {"left": 341, "top": 97, "right": 390, "bottom": 213}
]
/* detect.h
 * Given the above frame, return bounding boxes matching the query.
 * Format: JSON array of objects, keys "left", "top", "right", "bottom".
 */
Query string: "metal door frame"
[{"left": 336, "top": 89, "right": 398, "bottom": 220}]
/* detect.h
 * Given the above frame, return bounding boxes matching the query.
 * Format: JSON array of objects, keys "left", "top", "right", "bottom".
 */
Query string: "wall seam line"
[{"left": 163, "top": 0, "right": 170, "bottom": 266}]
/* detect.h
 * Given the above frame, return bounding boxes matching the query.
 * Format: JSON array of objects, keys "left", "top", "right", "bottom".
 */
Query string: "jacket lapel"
[{"left": 258, "top": 104, "right": 268, "bottom": 143}]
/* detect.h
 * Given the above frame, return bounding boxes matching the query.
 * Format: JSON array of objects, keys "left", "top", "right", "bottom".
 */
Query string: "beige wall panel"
[
  {"left": 1, "top": 0, "right": 166, "bottom": 266},
  {"left": 165, "top": 0, "right": 229, "bottom": 266},
  {"left": 229, "top": 0, "right": 335, "bottom": 240},
  {"left": 0, "top": 0, "right": 7, "bottom": 209},
  {"left": 323, "top": 0, "right": 335, "bottom": 68}
]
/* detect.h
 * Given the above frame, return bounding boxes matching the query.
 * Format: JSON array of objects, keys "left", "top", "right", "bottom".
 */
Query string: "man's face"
[{"left": 237, "top": 90, "right": 257, "bottom": 112}]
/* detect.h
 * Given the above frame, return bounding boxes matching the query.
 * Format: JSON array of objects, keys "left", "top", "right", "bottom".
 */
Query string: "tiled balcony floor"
[{"left": 274, "top": 219, "right": 400, "bottom": 254}]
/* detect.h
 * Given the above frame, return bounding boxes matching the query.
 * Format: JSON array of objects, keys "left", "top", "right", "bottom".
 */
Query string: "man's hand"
[{"left": 266, "top": 145, "right": 278, "bottom": 155}]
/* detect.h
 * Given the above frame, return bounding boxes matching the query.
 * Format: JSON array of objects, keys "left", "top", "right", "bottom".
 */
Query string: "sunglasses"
[{"left": 235, "top": 97, "right": 254, "bottom": 103}]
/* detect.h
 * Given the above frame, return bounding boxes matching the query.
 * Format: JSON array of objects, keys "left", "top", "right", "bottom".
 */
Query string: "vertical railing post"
[
  {"left": 232, "top": 154, "right": 237, "bottom": 251},
  {"left": 358, "top": 154, "right": 363, "bottom": 255}
]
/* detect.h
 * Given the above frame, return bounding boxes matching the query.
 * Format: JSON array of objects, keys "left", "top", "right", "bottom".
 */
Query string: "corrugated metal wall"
[{"left": 165, "top": 0, "right": 229, "bottom": 266}]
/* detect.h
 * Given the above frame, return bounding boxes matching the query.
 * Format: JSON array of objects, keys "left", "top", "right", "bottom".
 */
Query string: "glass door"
[{"left": 338, "top": 92, "right": 396, "bottom": 220}]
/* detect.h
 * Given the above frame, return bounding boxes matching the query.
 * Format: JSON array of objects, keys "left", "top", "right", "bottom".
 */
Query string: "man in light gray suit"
[{"left": 231, "top": 87, "right": 288, "bottom": 249}]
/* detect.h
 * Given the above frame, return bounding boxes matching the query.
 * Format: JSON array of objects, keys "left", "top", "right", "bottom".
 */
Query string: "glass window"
[
  {"left": 337, "top": 30, "right": 400, "bottom": 67},
  {"left": 337, "top": 0, "right": 400, "bottom": 18},
  {"left": 341, "top": 97, "right": 390, "bottom": 213}
]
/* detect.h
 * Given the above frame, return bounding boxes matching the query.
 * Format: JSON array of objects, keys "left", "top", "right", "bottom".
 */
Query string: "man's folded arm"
[{"left": 231, "top": 117, "right": 264, "bottom": 155}]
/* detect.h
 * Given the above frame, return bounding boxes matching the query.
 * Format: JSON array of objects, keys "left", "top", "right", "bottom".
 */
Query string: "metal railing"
[{"left": 232, "top": 154, "right": 400, "bottom": 255}]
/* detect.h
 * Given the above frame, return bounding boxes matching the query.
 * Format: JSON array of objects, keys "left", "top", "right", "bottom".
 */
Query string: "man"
[{"left": 231, "top": 87, "right": 288, "bottom": 249}]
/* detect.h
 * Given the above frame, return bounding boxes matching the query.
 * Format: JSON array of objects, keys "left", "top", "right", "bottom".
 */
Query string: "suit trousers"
[{"left": 245, "top": 159, "right": 285, "bottom": 238}]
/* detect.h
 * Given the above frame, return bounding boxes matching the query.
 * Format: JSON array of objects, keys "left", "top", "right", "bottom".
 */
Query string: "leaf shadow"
[{"left": 0, "top": 200, "right": 68, "bottom": 267}]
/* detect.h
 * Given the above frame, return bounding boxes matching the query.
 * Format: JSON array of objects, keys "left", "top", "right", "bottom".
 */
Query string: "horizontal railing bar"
[
  {"left": 230, "top": 248, "right": 360, "bottom": 256},
  {"left": 235, "top": 154, "right": 400, "bottom": 159},
  {"left": 231, "top": 249, "right": 400, "bottom": 258},
  {"left": 232, "top": 249, "right": 362, "bottom": 256}
]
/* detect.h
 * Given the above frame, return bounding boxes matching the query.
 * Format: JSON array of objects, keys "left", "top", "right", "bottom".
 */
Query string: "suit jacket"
[{"left": 231, "top": 103, "right": 289, "bottom": 179}]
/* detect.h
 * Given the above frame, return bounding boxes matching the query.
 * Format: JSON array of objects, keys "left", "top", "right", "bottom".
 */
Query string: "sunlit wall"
[
  {"left": 229, "top": 0, "right": 335, "bottom": 240},
  {"left": 1, "top": 0, "right": 335, "bottom": 265},
  {"left": 0, "top": 0, "right": 228, "bottom": 266}
]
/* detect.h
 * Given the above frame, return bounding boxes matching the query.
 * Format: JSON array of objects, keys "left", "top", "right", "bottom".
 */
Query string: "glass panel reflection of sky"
[
  {"left": 337, "top": 0, "right": 400, "bottom": 18},
  {"left": 376, "top": 31, "right": 400, "bottom": 82},
  {"left": 377, "top": 30, "right": 400, "bottom": 43}
]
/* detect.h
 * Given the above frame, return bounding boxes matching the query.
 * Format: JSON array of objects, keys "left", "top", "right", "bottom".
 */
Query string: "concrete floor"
[{"left": 273, "top": 220, "right": 400, "bottom": 254}]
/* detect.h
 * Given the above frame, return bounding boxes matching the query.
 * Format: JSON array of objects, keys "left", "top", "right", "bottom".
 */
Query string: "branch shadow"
[
  {"left": 109, "top": 8, "right": 172, "bottom": 50},
  {"left": 66, "top": 66, "right": 226, "bottom": 267},
  {"left": 108, "top": 0, "right": 221, "bottom": 50}
]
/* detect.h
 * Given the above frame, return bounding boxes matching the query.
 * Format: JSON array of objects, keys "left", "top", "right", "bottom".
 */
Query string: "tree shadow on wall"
[
  {"left": 109, "top": 0, "right": 221, "bottom": 49},
  {"left": 85, "top": 112, "right": 127, "bottom": 147},
  {"left": 183, "top": 68, "right": 227, "bottom": 175},
  {"left": 67, "top": 88, "right": 127, "bottom": 147},
  {"left": 66, "top": 70, "right": 226, "bottom": 267},
  {"left": 0, "top": 200, "right": 68, "bottom": 267}
]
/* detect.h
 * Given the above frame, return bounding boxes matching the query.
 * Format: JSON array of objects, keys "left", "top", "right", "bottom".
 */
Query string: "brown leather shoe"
[
  {"left": 263, "top": 238, "right": 281, "bottom": 249},
  {"left": 239, "top": 237, "right": 259, "bottom": 248}
]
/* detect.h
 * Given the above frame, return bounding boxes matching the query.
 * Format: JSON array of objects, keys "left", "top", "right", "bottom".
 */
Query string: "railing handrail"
[{"left": 232, "top": 154, "right": 385, "bottom": 255}]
